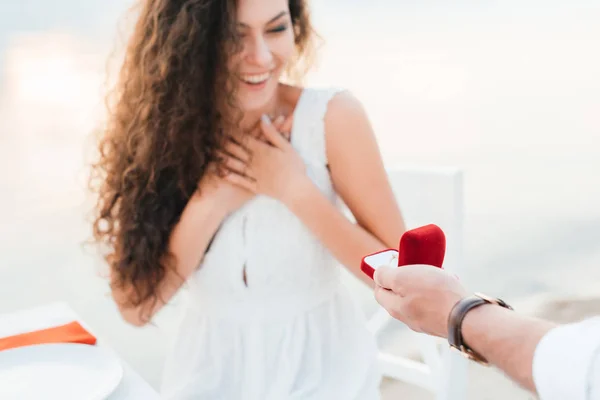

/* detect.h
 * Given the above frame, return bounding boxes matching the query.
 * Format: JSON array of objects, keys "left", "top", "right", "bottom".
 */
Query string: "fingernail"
[
  {"left": 261, "top": 114, "right": 271, "bottom": 125},
  {"left": 275, "top": 115, "right": 284, "bottom": 125}
]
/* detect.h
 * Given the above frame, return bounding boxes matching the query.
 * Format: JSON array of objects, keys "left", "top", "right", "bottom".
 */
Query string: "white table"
[{"left": 0, "top": 302, "right": 160, "bottom": 399}]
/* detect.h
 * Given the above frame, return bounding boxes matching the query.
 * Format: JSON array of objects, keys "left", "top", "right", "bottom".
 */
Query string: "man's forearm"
[{"left": 461, "top": 304, "right": 557, "bottom": 392}]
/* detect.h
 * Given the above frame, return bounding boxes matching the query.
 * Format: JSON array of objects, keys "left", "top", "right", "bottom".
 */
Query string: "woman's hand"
[
  {"left": 198, "top": 115, "right": 294, "bottom": 215},
  {"left": 250, "top": 114, "right": 293, "bottom": 143},
  {"left": 222, "top": 115, "right": 308, "bottom": 206}
]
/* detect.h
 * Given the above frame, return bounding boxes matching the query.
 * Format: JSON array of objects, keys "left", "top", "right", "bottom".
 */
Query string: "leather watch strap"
[{"left": 447, "top": 292, "right": 513, "bottom": 365}]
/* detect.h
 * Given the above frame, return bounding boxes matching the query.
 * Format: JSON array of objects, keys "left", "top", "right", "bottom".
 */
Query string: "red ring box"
[{"left": 360, "top": 224, "right": 446, "bottom": 280}]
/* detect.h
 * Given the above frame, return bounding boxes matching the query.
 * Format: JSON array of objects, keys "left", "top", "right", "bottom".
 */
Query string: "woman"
[{"left": 90, "top": 0, "right": 406, "bottom": 398}]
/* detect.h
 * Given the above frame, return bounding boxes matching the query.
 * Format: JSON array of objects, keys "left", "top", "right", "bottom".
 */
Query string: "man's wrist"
[
  {"left": 461, "top": 302, "right": 503, "bottom": 341},
  {"left": 461, "top": 302, "right": 515, "bottom": 355},
  {"left": 448, "top": 293, "right": 513, "bottom": 364}
]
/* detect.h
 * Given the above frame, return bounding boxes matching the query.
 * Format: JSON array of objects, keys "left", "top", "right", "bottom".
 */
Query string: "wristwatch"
[{"left": 447, "top": 292, "right": 513, "bottom": 365}]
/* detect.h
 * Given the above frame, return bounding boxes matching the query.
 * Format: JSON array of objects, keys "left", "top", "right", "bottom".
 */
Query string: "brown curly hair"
[{"left": 89, "top": 0, "right": 316, "bottom": 319}]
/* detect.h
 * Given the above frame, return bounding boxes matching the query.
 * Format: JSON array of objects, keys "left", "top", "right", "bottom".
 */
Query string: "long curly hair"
[{"left": 89, "top": 0, "right": 316, "bottom": 320}]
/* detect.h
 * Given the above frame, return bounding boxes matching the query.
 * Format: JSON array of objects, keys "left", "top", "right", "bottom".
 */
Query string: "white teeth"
[{"left": 241, "top": 72, "right": 271, "bottom": 84}]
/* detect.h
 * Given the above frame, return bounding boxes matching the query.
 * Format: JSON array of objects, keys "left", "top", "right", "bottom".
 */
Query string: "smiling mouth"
[{"left": 239, "top": 72, "right": 272, "bottom": 85}]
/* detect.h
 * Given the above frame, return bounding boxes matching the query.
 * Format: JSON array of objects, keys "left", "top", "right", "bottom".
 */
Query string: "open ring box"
[{"left": 361, "top": 224, "right": 446, "bottom": 280}]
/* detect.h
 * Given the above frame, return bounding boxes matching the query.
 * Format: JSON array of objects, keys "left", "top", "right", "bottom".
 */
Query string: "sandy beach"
[{"left": 1, "top": 1, "right": 599, "bottom": 398}]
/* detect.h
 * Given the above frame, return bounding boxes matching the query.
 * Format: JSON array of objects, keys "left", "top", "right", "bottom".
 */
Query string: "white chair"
[{"left": 342, "top": 165, "right": 468, "bottom": 399}]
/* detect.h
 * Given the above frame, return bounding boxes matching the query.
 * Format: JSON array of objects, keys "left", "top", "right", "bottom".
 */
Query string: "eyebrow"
[{"left": 237, "top": 11, "right": 288, "bottom": 28}]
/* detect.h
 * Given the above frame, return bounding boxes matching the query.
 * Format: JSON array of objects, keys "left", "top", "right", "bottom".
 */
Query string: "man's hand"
[
  {"left": 374, "top": 264, "right": 560, "bottom": 395},
  {"left": 373, "top": 264, "right": 469, "bottom": 338}
]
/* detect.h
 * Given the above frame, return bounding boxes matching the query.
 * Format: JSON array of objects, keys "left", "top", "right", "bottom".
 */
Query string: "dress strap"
[{"left": 291, "top": 87, "right": 346, "bottom": 166}]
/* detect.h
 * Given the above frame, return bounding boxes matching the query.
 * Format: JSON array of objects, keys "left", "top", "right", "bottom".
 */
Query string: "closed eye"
[{"left": 268, "top": 24, "right": 289, "bottom": 34}]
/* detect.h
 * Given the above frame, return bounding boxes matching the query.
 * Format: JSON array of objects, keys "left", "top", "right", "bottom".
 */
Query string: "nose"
[{"left": 246, "top": 35, "right": 273, "bottom": 67}]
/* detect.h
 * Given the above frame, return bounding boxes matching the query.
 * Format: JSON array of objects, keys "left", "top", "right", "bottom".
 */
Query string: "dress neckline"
[{"left": 289, "top": 87, "right": 309, "bottom": 148}]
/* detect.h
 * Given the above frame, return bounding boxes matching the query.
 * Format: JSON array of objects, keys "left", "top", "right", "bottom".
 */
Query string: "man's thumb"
[{"left": 373, "top": 265, "right": 399, "bottom": 290}]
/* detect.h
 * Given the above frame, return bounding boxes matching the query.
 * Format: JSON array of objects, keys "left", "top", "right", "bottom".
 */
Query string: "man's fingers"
[
  {"left": 373, "top": 266, "right": 403, "bottom": 293},
  {"left": 374, "top": 286, "right": 405, "bottom": 321}
]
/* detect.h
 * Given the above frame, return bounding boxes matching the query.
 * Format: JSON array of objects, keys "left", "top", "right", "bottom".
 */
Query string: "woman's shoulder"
[
  {"left": 297, "top": 85, "right": 350, "bottom": 102},
  {"left": 285, "top": 84, "right": 364, "bottom": 120},
  {"left": 307, "top": 87, "right": 367, "bottom": 129},
  {"left": 291, "top": 83, "right": 372, "bottom": 143},
  {"left": 280, "top": 84, "right": 356, "bottom": 106},
  {"left": 282, "top": 83, "right": 371, "bottom": 142},
  {"left": 318, "top": 88, "right": 372, "bottom": 146}
]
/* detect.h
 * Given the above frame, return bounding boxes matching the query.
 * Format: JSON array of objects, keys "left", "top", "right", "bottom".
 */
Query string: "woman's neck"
[{"left": 239, "top": 85, "right": 287, "bottom": 132}]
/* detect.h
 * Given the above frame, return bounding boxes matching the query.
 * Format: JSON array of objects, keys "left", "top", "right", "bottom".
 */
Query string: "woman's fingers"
[
  {"left": 273, "top": 115, "right": 285, "bottom": 128},
  {"left": 223, "top": 139, "right": 251, "bottom": 163},
  {"left": 223, "top": 171, "right": 257, "bottom": 193},
  {"left": 260, "top": 115, "right": 289, "bottom": 148},
  {"left": 280, "top": 115, "right": 294, "bottom": 141},
  {"left": 250, "top": 114, "right": 290, "bottom": 143},
  {"left": 216, "top": 147, "right": 251, "bottom": 177}
]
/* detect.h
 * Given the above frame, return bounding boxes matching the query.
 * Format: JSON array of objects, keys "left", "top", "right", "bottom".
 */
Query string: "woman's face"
[{"left": 231, "top": 0, "right": 295, "bottom": 112}]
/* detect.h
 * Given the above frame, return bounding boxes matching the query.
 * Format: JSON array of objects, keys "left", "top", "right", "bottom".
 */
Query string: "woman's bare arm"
[
  {"left": 283, "top": 92, "right": 406, "bottom": 288},
  {"left": 112, "top": 190, "right": 228, "bottom": 326}
]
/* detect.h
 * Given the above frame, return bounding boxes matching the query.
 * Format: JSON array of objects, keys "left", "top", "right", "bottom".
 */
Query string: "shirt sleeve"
[{"left": 533, "top": 316, "right": 600, "bottom": 400}]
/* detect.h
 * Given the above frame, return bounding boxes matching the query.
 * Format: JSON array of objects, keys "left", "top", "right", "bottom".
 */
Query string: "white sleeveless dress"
[{"left": 160, "top": 88, "right": 382, "bottom": 400}]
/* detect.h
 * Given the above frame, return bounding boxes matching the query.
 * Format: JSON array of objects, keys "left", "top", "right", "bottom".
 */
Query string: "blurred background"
[{"left": 1, "top": 0, "right": 599, "bottom": 397}]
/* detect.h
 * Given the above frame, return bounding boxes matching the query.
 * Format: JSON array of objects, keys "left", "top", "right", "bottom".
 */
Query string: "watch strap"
[{"left": 447, "top": 293, "right": 513, "bottom": 364}]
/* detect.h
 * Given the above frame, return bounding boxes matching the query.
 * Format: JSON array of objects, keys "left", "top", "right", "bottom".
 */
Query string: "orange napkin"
[{"left": 0, "top": 321, "right": 97, "bottom": 352}]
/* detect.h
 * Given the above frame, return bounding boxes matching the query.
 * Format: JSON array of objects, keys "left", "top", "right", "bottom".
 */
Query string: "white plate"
[{"left": 0, "top": 343, "right": 123, "bottom": 400}]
